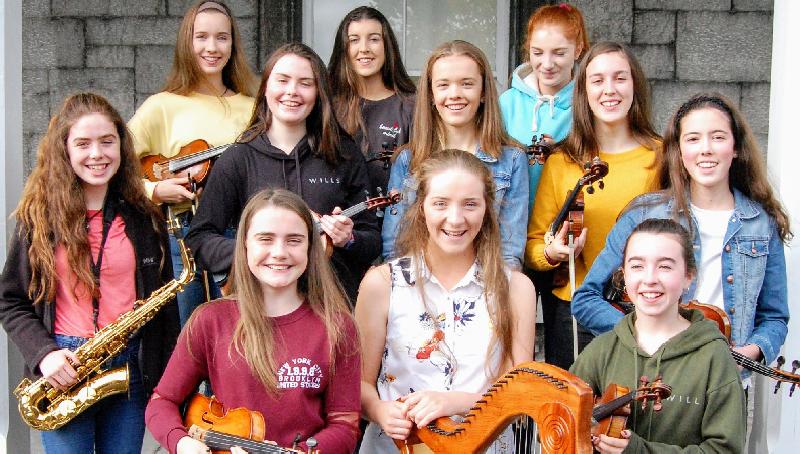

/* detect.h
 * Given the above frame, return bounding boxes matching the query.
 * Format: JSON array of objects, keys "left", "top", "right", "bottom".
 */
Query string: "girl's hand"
[
  {"left": 731, "top": 344, "right": 762, "bottom": 371},
  {"left": 152, "top": 177, "right": 196, "bottom": 204},
  {"left": 591, "top": 430, "right": 631, "bottom": 454},
  {"left": 401, "top": 390, "right": 476, "bottom": 428},
  {"left": 176, "top": 435, "right": 211, "bottom": 453},
  {"left": 39, "top": 349, "right": 80, "bottom": 391},
  {"left": 373, "top": 400, "right": 413, "bottom": 439},
  {"left": 319, "top": 207, "right": 354, "bottom": 247},
  {"left": 230, "top": 447, "right": 249, "bottom": 454},
  {"left": 544, "top": 221, "right": 587, "bottom": 264}
]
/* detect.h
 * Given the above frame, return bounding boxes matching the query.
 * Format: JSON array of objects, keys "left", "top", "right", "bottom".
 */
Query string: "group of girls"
[{"left": 0, "top": 1, "right": 790, "bottom": 454}]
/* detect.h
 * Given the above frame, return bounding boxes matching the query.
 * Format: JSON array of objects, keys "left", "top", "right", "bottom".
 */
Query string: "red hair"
[{"left": 524, "top": 3, "right": 589, "bottom": 60}]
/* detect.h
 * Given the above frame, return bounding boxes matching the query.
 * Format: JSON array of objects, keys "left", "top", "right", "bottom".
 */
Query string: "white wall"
[{"left": 765, "top": 0, "right": 800, "bottom": 451}]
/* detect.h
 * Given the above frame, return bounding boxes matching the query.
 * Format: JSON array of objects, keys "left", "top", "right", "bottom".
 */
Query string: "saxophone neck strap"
[{"left": 89, "top": 197, "right": 117, "bottom": 334}]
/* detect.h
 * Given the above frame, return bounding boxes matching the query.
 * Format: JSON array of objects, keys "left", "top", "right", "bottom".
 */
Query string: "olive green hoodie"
[{"left": 570, "top": 309, "right": 746, "bottom": 453}]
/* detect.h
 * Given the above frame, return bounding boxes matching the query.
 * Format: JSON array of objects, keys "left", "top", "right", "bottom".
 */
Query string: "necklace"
[{"left": 85, "top": 209, "right": 102, "bottom": 231}]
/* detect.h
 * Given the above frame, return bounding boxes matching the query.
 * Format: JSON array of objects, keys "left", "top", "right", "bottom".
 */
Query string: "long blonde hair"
[
  {"left": 162, "top": 0, "right": 256, "bottom": 96},
  {"left": 395, "top": 149, "right": 512, "bottom": 378},
  {"left": 408, "top": 41, "right": 516, "bottom": 174},
  {"left": 15, "top": 93, "right": 162, "bottom": 305},
  {"left": 223, "top": 188, "right": 353, "bottom": 393}
]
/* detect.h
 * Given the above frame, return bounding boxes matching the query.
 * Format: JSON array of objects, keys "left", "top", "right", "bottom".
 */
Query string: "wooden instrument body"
[
  {"left": 184, "top": 394, "right": 266, "bottom": 454},
  {"left": 140, "top": 139, "right": 225, "bottom": 185},
  {"left": 394, "top": 361, "right": 594, "bottom": 454},
  {"left": 592, "top": 384, "right": 629, "bottom": 439},
  {"left": 526, "top": 134, "right": 553, "bottom": 166}
]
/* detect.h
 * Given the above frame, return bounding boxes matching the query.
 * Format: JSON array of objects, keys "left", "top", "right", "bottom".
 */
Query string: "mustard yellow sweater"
[
  {"left": 128, "top": 91, "right": 255, "bottom": 204},
  {"left": 526, "top": 146, "right": 658, "bottom": 301}
]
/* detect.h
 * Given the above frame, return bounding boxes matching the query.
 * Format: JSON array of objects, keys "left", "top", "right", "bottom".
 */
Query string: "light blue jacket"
[
  {"left": 572, "top": 190, "right": 789, "bottom": 366},
  {"left": 499, "top": 64, "right": 575, "bottom": 211},
  {"left": 381, "top": 146, "right": 529, "bottom": 268}
]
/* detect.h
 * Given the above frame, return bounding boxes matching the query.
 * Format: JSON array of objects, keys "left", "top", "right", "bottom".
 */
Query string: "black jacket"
[
  {"left": 186, "top": 133, "right": 381, "bottom": 302},
  {"left": 0, "top": 196, "right": 179, "bottom": 394}
]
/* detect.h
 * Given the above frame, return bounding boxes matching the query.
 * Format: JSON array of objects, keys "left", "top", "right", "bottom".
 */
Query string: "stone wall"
[
  {"left": 21, "top": 0, "right": 773, "bottom": 174},
  {"left": 571, "top": 0, "right": 773, "bottom": 148}
]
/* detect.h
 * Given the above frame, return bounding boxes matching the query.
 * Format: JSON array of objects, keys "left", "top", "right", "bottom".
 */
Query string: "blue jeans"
[
  {"left": 40, "top": 335, "right": 145, "bottom": 454},
  {"left": 171, "top": 220, "right": 232, "bottom": 326}
]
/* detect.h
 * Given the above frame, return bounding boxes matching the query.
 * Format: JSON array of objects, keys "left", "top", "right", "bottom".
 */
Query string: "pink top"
[
  {"left": 145, "top": 299, "right": 360, "bottom": 454},
  {"left": 54, "top": 212, "right": 136, "bottom": 337}
]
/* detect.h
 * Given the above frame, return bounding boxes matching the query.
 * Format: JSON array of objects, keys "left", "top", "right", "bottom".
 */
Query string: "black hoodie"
[{"left": 186, "top": 133, "right": 381, "bottom": 303}]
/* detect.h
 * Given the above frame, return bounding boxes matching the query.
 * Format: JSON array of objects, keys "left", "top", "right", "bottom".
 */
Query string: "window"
[{"left": 303, "top": 0, "right": 510, "bottom": 88}]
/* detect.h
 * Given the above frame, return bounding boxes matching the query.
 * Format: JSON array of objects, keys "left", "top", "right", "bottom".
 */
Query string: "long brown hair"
[
  {"left": 240, "top": 43, "right": 344, "bottom": 166},
  {"left": 328, "top": 6, "right": 415, "bottom": 141},
  {"left": 561, "top": 42, "right": 660, "bottom": 164},
  {"left": 162, "top": 0, "right": 256, "bottom": 96},
  {"left": 15, "top": 93, "right": 162, "bottom": 305},
  {"left": 395, "top": 149, "right": 513, "bottom": 379},
  {"left": 222, "top": 188, "right": 353, "bottom": 393},
  {"left": 523, "top": 3, "right": 589, "bottom": 62},
  {"left": 409, "top": 41, "right": 516, "bottom": 174},
  {"left": 656, "top": 93, "right": 791, "bottom": 242}
]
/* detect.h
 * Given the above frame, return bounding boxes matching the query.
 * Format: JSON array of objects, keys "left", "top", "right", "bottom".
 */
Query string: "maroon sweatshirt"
[{"left": 145, "top": 299, "right": 360, "bottom": 454}]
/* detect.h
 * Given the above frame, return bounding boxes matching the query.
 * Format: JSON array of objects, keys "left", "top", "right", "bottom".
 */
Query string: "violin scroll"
[{"left": 526, "top": 134, "right": 553, "bottom": 166}]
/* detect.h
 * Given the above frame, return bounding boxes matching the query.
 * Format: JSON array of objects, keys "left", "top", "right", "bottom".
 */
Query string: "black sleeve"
[
  {"left": 185, "top": 145, "right": 244, "bottom": 275},
  {"left": 334, "top": 139, "right": 381, "bottom": 267},
  {"left": 0, "top": 225, "right": 58, "bottom": 374}
]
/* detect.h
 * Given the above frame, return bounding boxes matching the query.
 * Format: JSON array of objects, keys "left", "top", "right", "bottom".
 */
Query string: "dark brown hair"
[{"left": 623, "top": 218, "right": 697, "bottom": 277}]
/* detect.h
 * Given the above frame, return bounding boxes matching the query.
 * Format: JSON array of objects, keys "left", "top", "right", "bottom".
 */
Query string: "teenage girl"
[
  {"left": 329, "top": 6, "right": 416, "bottom": 195},
  {"left": 499, "top": 2, "right": 589, "bottom": 210},
  {"left": 357, "top": 150, "right": 536, "bottom": 453},
  {"left": 574, "top": 93, "right": 790, "bottom": 375},
  {"left": 185, "top": 42, "right": 381, "bottom": 303},
  {"left": 382, "top": 40, "right": 529, "bottom": 269},
  {"left": 0, "top": 93, "right": 177, "bottom": 453},
  {"left": 128, "top": 0, "right": 257, "bottom": 325},
  {"left": 526, "top": 42, "right": 661, "bottom": 370},
  {"left": 571, "top": 218, "right": 746, "bottom": 453},
  {"left": 146, "top": 188, "right": 360, "bottom": 454}
]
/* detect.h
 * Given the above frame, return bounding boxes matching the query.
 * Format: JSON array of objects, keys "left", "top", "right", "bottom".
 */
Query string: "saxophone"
[{"left": 14, "top": 216, "right": 195, "bottom": 430}]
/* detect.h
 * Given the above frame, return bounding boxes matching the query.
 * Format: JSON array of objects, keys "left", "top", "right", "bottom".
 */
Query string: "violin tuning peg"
[
  {"left": 390, "top": 207, "right": 398, "bottom": 216},
  {"left": 586, "top": 185, "right": 595, "bottom": 195},
  {"left": 376, "top": 187, "right": 384, "bottom": 197},
  {"left": 791, "top": 360, "right": 799, "bottom": 372},
  {"left": 598, "top": 180, "right": 605, "bottom": 190},
  {"left": 382, "top": 141, "right": 390, "bottom": 151}
]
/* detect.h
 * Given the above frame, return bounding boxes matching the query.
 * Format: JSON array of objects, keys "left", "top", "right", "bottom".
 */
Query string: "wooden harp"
[{"left": 395, "top": 361, "right": 594, "bottom": 454}]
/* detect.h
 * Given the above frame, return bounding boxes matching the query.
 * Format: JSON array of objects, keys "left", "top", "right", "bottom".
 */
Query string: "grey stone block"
[
  {"left": 733, "top": 0, "right": 773, "bottom": 11},
  {"left": 52, "top": 0, "right": 110, "bottom": 16},
  {"left": 23, "top": 18, "right": 56, "bottom": 68},
  {"left": 23, "top": 92, "right": 50, "bottom": 134},
  {"left": 109, "top": 0, "right": 163, "bottom": 16},
  {"left": 86, "top": 17, "right": 181, "bottom": 45},
  {"left": 633, "top": 11, "right": 675, "bottom": 44},
  {"left": 167, "top": 0, "right": 257, "bottom": 16},
  {"left": 632, "top": 44, "right": 674, "bottom": 80},
  {"left": 23, "top": 69, "right": 49, "bottom": 93},
  {"left": 238, "top": 17, "right": 259, "bottom": 71},
  {"left": 54, "top": 19, "right": 85, "bottom": 68},
  {"left": 24, "top": 133, "right": 43, "bottom": 178},
  {"left": 635, "top": 0, "right": 731, "bottom": 10},
  {"left": 741, "top": 83, "right": 771, "bottom": 134},
  {"left": 650, "top": 81, "right": 741, "bottom": 133},
  {"left": 676, "top": 11, "right": 772, "bottom": 82},
  {"left": 754, "top": 133, "right": 768, "bottom": 154},
  {"left": 48, "top": 68, "right": 136, "bottom": 121},
  {"left": 135, "top": 46, "right": 175, "bottom": 94},
  {"left": 570, "top": 0, "right": 634, "bottom": 43},
  {"left": 87, "top": 46, "right": 136, "bottom": 68},
  {"left": 24, "top": 0, "right": 50, "bottom": 17}
]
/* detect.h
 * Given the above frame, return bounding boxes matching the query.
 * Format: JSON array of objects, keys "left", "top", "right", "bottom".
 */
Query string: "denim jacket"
[
  {"left": 381, "top": 146, "right": 529, "bottom": 268},
  {"left": 572, "top": 190, "right": 789, "bottom": 366}
]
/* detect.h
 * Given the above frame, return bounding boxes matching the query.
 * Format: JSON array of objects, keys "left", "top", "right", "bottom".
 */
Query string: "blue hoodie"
[{"left": 499, "top": 63, "right": 575, "bottom": 210}]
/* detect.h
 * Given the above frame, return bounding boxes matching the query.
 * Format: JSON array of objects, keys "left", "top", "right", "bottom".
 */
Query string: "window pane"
[
  {"left": 405, "top": 0, "right": 497, "bottom": 72},
  {"left": 309, "top": 0, "right": 403, "bottom": 65}
]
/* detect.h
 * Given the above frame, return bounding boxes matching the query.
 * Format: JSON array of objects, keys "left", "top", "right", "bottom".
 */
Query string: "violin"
[
  {"left": 184, "top": 394, "right": 318, "bottom": 454},
  {"left": 526, "top": 134, "right": 553, "bottom": 166},
  {"left": 365, "top": 140, "right": 397, "bottom": 169},
  {"left": 607, "top": 293, "right": 800, "bottom": 390},
  {"left": 592, "top": 377, "right": 672, "bottom": 440},
  {"left": 544, "top": 157, "right": 609, "bottom": 287},
  {"left": 140, "top": 139, "right": 231, "bottom": 186}
]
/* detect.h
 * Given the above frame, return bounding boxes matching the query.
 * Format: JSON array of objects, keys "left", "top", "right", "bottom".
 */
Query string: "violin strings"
[
  {"left": 204, "top": 430, "right": 294, "bottom": 454},
  {"left": 730, "top": 350, "right": 798, "bottom": 383}
]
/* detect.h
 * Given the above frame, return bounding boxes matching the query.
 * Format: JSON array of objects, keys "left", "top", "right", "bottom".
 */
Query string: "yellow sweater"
[
  {"left": 128, "top": 91, "right": 255, "bottom": 204},
  {"left": 526, "top": 145, "right": 658, "bottom": 301}
]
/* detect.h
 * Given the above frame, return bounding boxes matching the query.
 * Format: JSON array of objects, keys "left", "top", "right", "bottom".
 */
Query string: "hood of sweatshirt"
[
  {"left": 243, "top": 134, "right": 316, "bottom": 198},
  {"left": 510, "top": 63, "right": 575, "bottom": 111}
]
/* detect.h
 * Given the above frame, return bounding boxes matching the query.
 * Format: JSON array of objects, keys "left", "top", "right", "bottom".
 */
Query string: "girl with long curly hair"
[
  {"left": 328, "top": 5, "right": 416, "bottom": 195},
  {"left": 128, "top": 0, "right": 257, "bottom": 325},
  {"left": 357, "top": 150, "right": 535, "bottom": 454},
  {"left": 147, "top": 188, "right": 360, "bottom": 454},
  {"left": 0, "top": 93, "right": 177, "bottom": 453}
]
